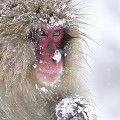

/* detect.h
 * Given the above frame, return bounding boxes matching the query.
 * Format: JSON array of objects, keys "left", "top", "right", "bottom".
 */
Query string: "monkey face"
[{"left": 31, "top": 26, "right": 64, "bottom": 83}]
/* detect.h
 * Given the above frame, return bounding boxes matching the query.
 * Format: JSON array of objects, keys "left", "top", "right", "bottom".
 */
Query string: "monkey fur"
[{"left": 0, "top": 0, "right": 97, "bottom": 120}]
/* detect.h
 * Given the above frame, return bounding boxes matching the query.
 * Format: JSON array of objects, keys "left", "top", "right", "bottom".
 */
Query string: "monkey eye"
[{"left": 54, "top": 30, "right": 60, "bottom": 36}]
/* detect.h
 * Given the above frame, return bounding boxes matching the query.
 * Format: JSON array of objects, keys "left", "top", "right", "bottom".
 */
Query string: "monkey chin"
[
  {"left": 34, "top": 70, "right": 63, "bottom": 85},
  {"left": 32, "top": 62, "right": 63, "bottom": 85}
]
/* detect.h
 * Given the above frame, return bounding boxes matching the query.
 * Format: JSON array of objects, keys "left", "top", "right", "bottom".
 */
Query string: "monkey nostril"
[{"left": 52, "top": 58, "right": 56, "bottom": 62}]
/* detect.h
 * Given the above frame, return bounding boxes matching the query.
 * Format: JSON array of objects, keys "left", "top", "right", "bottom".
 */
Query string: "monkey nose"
[{"left": 52, "top": 49, "right": 64, "bottom": 62}]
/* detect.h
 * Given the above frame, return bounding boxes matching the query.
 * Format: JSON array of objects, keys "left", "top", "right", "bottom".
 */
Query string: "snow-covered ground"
[{"left": 80, "top": 0, "right": 120, "bottom": 120}]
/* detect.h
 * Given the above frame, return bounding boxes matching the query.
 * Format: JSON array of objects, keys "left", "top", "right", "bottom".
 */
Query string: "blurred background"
[{"left": 80, "top": 0, "right": 120, "bottom": 120}]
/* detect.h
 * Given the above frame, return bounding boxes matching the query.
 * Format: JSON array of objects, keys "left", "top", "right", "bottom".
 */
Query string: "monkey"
[{"left": 0, "top": 0, "right": 97, "bottom": 120}]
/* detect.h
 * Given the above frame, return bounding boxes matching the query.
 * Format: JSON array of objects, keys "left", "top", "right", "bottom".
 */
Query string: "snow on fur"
[{"left": 56, "top": 96, "right": 95, "bottom": 120}]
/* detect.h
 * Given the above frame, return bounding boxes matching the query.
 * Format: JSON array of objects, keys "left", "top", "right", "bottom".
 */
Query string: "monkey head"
[{"left": 0, "top": 0, "right": 78, "bottom": 86}]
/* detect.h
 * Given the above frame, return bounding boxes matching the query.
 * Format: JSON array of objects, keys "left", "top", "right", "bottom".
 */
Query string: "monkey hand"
[{"left": 56, "top": 96, "right": 95, "bottom": 120}]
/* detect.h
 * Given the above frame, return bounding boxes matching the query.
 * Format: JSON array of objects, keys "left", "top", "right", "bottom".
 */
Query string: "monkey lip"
[
  {"left": 38, "top": 69, "right": 60, "bottom": 74},
  {"left": 32, "top": 61, "right": 63, "bottom": 83},
  {"left": 36, "top": 71, "right": 62, "bottom": 82}
]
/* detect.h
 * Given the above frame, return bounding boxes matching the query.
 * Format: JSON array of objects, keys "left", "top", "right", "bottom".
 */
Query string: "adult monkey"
[{"left": 0, "top": 0, "right": 97, "bottom": 120}]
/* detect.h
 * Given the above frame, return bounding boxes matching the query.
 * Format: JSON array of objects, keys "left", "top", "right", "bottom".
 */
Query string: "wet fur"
[{"left": 0, "top": 0, "right": 95, "bottom": 119}]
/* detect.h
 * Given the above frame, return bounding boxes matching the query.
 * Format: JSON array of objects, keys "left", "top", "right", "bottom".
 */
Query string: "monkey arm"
[{"left": 56, "top": 96, "right": 97, "bottom": 120}]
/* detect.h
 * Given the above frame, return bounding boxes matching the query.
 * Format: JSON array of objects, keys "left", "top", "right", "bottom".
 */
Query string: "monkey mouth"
[
  {"left": 32, "top": 61, "right": 63, "bottom": 83},
  {"left": 35, "top": 71, "right": 62, "bottom": 83},
  {"left": 38, "top": 69, "right": 61, "bottom": 74}
]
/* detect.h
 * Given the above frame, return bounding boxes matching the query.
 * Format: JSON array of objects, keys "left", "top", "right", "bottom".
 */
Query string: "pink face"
[{"left": 32, "top": 27, "right": 64, "bottom": 83}]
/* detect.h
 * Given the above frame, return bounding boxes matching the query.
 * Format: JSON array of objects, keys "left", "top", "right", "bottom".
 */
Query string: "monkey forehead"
[
  {"left": 41, "top": 23, "right": 64, "bottom": 30},
  {"left": 40, "top": 24, "right": 64, "bottom": 31},
  {"left": 41, "top": 17, "right": 66, "bottom": 28}
]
